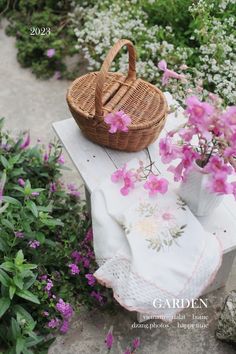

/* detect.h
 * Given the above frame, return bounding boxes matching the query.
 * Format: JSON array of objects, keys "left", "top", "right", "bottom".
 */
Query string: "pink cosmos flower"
[
  {"left": 60, "top": 320, "right": 69, "bottom": 334},
  {"left": 178, "top": 127, "right": 196, "bottom": 142},
  {"left": 168, "top": 163, "right": 185, "bottom": 182},
  {"left": 56, "top": 299, "right": 73, "bottom": 319},
  {"left": 47, "top": 318, "right": 60, "bottom": 329},
  {"left": 28, "top": 240, "right": 40, "bottom": 248},
  {"left": 204, "top": 155, "right": 233, "bottom": 175},
  {"left": 229, "top": 132, "right": 236, "bottom": 148},
  {"left": 18, "top": 178, "right": 25, "bottom": 187},
  {"left": 120, "top": 170, "right": 136, "bottom": 196},
  {"left": 85, "top": 274, "right": 96, "bottom": 286},
  {"left": 20, "top": 133, "right": 30, "bottom": 149},
  {"left": 158, "top": 60, "right": 185, "bottom": 85},
  {"left": 144, "top": 174, "right": 168, "bottom": 196},
  {"left": 105, "top": 331, "right": 114, "bottom": 350},
  {"left": 182, "top": 145, "right": 200, "bottom": 170},
  {"left": 46, "top": 48, "right": 55, "bottom": 58},
  {"left": 222, "top": 106, "right": 236, "bottom": 127},
  {"left": 207, "top": 173, "right": 233, "bottom": 195},
  {"left": 68, "top": 263, "right": 80, "bottom": 275},
  {"left": 111, "top": 165, "right": 127, "bottom": 182},
  {"left": 104, "top": 110, "right": 131, "bottom": 133},
  {"left": 185, "top": 96, "right": 214, "bottom": 138},
  {"left": 159, "top": 137, "right": 181, "bottom": 163}
]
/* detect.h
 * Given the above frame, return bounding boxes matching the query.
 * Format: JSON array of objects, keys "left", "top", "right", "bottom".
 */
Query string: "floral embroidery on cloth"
[
  {"left": 91, "top": 159, "right": 222, "bottom": 319},
  {"left": 131, "top": 202, "right": 186, "bottom": 252}
]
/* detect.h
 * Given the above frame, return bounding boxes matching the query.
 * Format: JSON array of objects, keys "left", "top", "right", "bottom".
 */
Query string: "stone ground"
[{"left": 0, "top": 19, "right": 236, "bottom": 354}]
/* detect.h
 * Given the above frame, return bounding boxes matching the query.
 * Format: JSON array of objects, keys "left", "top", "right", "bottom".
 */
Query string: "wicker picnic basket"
[{"left": 66, "top": 39, "right": 168, "bottom": 152}]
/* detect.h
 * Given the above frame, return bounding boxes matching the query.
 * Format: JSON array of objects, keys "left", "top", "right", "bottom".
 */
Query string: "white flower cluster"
[{"left": 71, "top": 0, "right": 235, "bottom": 105}]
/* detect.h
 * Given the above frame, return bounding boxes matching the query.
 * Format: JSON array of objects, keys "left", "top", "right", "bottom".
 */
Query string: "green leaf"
[
  {"left": 0, "top": 156, "right": 9, "bottom": 169},
  {"left": 0, "top": 237, "right": 8, "bottom": 252},
  {"left": 31, "top": 188, "right": 45, "bottom": 193},
  {"left": 35, "top": 232, "right": 45, "bottom": 244},
  {"left": 13, "top": 305, "right": 34, "bottom": 324},
  {"left": 0, "top": 203, "right": 9, "bottom": 214},
  {"left": 16, "top": 337, "right": 26, "bottom": 354},
  {"left": 0, "top": 261, "right": 15, "bottom": 272},
  {"left": 19, "top": 263, "right": 37, "bottom": 271},
  {"left": 1, "top": 219, "right": 14, "bottom": 230},
  {"left": 41, "top": 218, "right": 64, "bottom": 227},
  {"left": 24, "top": 180, "right": 32, "bottom": 196},
  {"left": 13, "top": 275, "right": 24, "bottom": 290},
  {"left": 25, "top": 335, "right": 43, "bottom": 348},
  {"left": 27, "top": 200, "right": 38, "bottom": 218},
  {"left": 11, "top": 317, "right": 20, "bottom": 338},
  {"left": 16, "top": 289, "right": 40, "bottom": 304},
  {"left": 24, "top": 274, "right": 37, "bottom": 290},
  {"left": 9, "top": 285, "right": 16, "bottom": 299},
  {"left": 2, "top": 196, "right": 22, "bottom": 207},
  {"left": 9, "top": 154, "right": 21, "bottom": 166},
  {"left": 0, "top": 297, "right": 10, "bottom": 317},
  {"left": 15, "top": 250, "right": 24, "bottom": 266}
]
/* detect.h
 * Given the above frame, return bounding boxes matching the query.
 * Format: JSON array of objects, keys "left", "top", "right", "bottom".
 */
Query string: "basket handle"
[{"left": 95, "top": 39, "right": 136, "bottom": 120}]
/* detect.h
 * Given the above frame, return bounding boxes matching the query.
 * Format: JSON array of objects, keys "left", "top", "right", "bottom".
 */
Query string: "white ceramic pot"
[{"left": 178, "top": 163, "right": 224, "bottom": 217}]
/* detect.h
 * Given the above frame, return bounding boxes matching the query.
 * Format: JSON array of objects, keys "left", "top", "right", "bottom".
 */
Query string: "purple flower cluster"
[
  {"left": 90, "top": 291, "right": 103, "bottom": 304},
  {"left": 47, "top": 317, "right": 60, "bottom": 329},
  {"left": 14, "top": 231, "right": 24, "bottom": 238},
  {"left": 84, "top": 227, "right": 93, "bottom": 242},
  {"left": 28, "top": 240, "right": 40, "bottom": 248},
  {"left": 67, "top": 183, "right": 80, "bottom": 197},
  {"left": 68, "top": 263, "right": 80, "bottom": 275},
  {"left": 85, "top": 273, "right": 96, "bottom": 286},
  {"left": 56, "top": 298, "right": 73, "bottom": 319},
  {"left": 71, "top": 250, "right": 81, "bottom": 263}
]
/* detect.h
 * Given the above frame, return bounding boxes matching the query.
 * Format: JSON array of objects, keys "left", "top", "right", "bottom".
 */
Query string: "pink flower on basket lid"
[{"left": 104, "top": 110, "right": 131, "bottom": 133}]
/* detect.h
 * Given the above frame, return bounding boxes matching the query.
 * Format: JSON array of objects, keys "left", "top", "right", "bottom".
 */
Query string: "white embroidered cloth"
[{"left": 91, "top": 161, "right": 222, "bottom": 320}]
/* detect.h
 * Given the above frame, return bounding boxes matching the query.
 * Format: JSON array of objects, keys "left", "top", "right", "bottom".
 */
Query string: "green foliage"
[
  {"left": 0, "top": 118, "right": 113, "bottom": 352},
  {"left": 141, "top": 0, "right": 194, "bottom": 37},
  {"left": 2, "top": 0, "right": 80, "bottom": 79}
]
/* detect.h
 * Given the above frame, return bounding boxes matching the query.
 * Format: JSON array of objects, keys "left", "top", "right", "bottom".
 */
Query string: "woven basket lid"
[{"left": 67, "top": 39, "right": 167, "bottom": 130}]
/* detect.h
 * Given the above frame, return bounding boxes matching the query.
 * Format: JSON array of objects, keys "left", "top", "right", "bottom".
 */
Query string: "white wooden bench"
[{"left": 53, "top": 92, "right": 236, "bottom": 320}]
